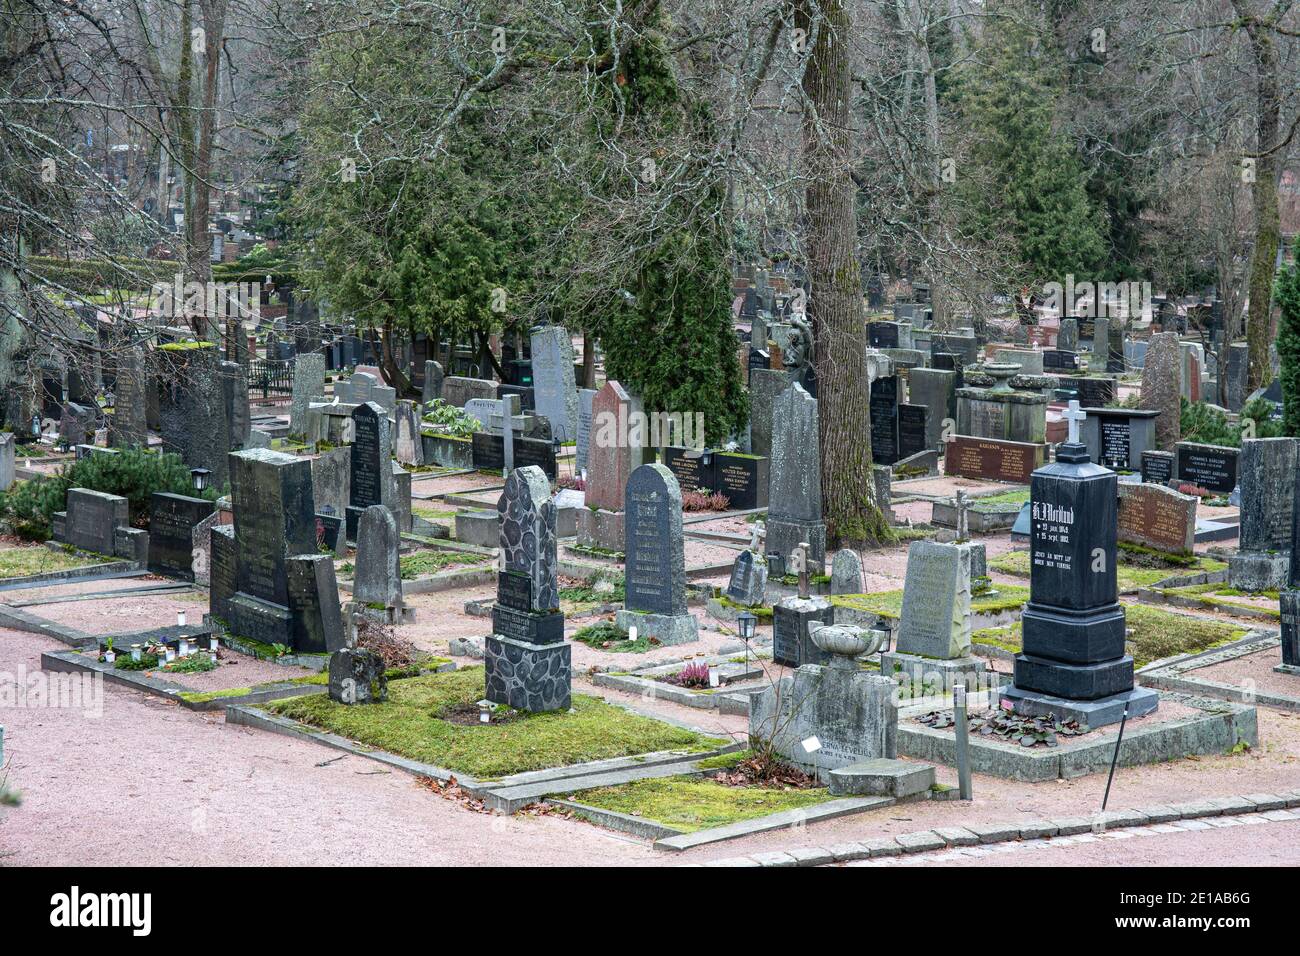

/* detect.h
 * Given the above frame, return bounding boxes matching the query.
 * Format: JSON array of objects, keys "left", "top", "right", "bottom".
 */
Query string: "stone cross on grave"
[
  {"left": 955, "top": 490, "right": 970, "bottom": 542},
  {"left": 749, "top": 520, "right": 766, "bottom": 552},
  {"left": 1064, "top": 399, "right": 1087, "bottom": 445},
  {"left": 790, "top": 541, "right": 810, "bottom": 599}
]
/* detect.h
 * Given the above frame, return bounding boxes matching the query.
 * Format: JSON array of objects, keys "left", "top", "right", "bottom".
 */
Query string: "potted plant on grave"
[{"left": 102, "top": 638, "right": 115, "bottom": 665}]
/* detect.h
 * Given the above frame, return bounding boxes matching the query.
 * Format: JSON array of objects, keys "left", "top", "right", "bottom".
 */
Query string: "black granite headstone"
[
  {"left": 870, "top": 375, "right": 900, "bottom": 466},
  {"left": 1176, "top": 442, "right": 1239, "bottom": 494},
  {"left": 147, "top": 492, "right": 216, "bottom": 581},
  {"left": 1139, "top": 450, "right": 1175, "bottom": 485}
]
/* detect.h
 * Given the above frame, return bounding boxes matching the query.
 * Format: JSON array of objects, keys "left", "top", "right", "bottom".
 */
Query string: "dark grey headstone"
[
  {"left": 623, "top": 463, "right": 687, "bottom": 617},
  {"left": 354, "top": 504, "right": 401, "bottom": 610},
  {"left": 147, "top": 492, "right": 215, "bottom": 581}
]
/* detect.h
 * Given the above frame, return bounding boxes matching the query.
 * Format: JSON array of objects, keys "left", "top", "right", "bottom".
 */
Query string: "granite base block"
[
  {"left": 485, "top": 634, "right": 571, "bottom": 713},
  {"left": 576, "top": 507, "right": 625, "bottom": 552},
  {"left": 1013, "top": 652, "right": 1136, "bottom": 701},
  {"left": 1000, "top": 684, "right": 1159, "bottom": 729},
  {"left": 1228, "top": 552, "right": 1291, "bottom": 593},
  {"left": 879, "top": 651, "right": 990, "bottom": 691},
  {"left": 827, "top": 758, "right": 935, "bottom": 798},
  {"left": 615, "top": 608, "right": 699, "bottom": 646}
]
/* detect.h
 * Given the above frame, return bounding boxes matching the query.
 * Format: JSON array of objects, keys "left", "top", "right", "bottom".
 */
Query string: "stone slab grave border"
[
  {"left": 681, "top": 791, "right": 1300, "bottom": 867},
  {"left": 3, "top": 581, "right": 193, "bottom": 608},
  {"left": 899, "top": 691, "right": 1257, "bottom": 782},
  {"left": 1138, "top": 582, "right": 1280, "bottom": 623},
  {"left": 0, "top": 551, "right": 141, "bottom": 593},
  {"left": 930, "top": 488, "right": 1029, "bottom": 533},
  {"left": 226, "top": 699, "right": 743, "bottom": 813},
  {"left": 41, "top": 647, "right": 456, "bottom": 712},
  {"left": 1140, "top": 631, "right": 1300, "bottom": 712},
  {"left": 591, "top": 651, "right": 774, "bottom": 715}
]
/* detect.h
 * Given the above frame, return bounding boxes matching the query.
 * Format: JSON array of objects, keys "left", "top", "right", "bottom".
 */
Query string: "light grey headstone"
[
  {"left": 422, "top": 360, "right": 444, "bottom": 405},
  {"left": 0, "top": 433, "right": 14, "bottom": 492},
  {"left": 530, "top": 324, "right": 578, "bottom": 442},
  {"left": 830, "top": 549, "right": 863, "bottom": 595},
  {"left": 354, "top": 504, "right": 402, "bottom": 610},
  {"left": 896, "top": 540, "right": 972, "bottom": 659},
  {"left": 290, "top": 353, "right": 327, "bottom": 436},
  {"left": 393, "top": 400, "right": 425, "bottom": 466},
  {"left": 726, "top": 550, "right": 768, "bottom": 606}
]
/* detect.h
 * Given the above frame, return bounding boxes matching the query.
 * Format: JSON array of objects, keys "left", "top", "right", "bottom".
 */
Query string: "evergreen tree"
[{"left": 1275, "top": 237, "right": 1300, "bottom": 437}]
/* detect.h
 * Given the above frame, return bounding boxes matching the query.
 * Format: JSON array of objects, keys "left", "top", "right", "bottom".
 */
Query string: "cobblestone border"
[{"left": 679, "top": 791, "right": 1300, "bottom": 866}]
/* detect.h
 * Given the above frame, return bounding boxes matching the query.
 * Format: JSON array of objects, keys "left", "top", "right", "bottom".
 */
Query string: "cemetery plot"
[
  {"left": 989, "top": 549, "right": 1227, "bottom": 594},
  {"left": 263, "top": 666, "right": 720, "bottom": 778},
  {"left": 0, "top": 544, "right": 112, "bottom": 581},
  {"left": 1141, "top": 634, "right": 1300, "bottom": 711},
  {"left": 971, "top": 604, "right": 1249, "bottom": 667},
  {"left": 1141, "top": 582, "right": 1282, "bottom": 622},
  {"left": 831, "top": 584, "right": 1029, "bottom": 627}
]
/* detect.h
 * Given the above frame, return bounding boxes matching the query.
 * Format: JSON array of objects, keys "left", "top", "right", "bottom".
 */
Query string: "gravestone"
[
  {"left": 898, "top": 403, "right": 927, "bottom": 460},
  {"left": 1001, "top": 405, "right": 1157, "bottom": 727},
  {"left": 751, "top": 623, "right": 897, "bottom": 774},
  {"left": 830, "top": 549, "right": 862, "bottom": 595},
  {"left": 220, "top": 360, "right": 251, "bottom": 457},
  {"left": 311, "top": 446, "right": 351, "bottom": 554},
  {"left": 158, "top": 346, "right": 235, "bottom": 488},
  {"left": 880, "top": 541, "right": 987, "bottom": 689},
  {"left": 60, "top": 402, "right": 97, "bottom": 447},
  {"left": 333, "top": 371, "right": 397, "bottom": 415},
  {"left": 1175, "top": 441, "right": 1239, "bottom": 495},
  {"left": 943, "top": 436, "right": 1045, "bottom": 484},
  {"left": 421, "top": 360, "right": 444, "bottom": 405},
  {"left": 1141, "top": 333, "right": 1181, "bottom": 450},
  {"left": 747, "top": 367, "right": 789, "bottom": 458},
  {"left": 219, "top": 448, "right": 345, "bottom": 654},
  {"left": 575, "top": 387, "right": 596, "bottom": 474},
  {"left": 0, "top": 433, "right": 13, "bottom": 492},
  {"left": 393, "top": 400, "right": 425, "bottom": 466},
  {"left": 726, "top": 550, "right": 768, "bottom": 607},
  {"left": 1043, "top": 349, "right": 1079, "bottom": 372},
  {"left": 59, "top": 488, "right": 130, "bottom": 556},
  {"left": 1080, "top": 408, "right": 1158, "bottom": 471},
  {"left": 345, "top": 402, "right": 395, "bottom": 540},
  {"left": 147, "top": 492, "right": 216, "bottom": 580},
  {"left": 353, "top": 504, "right": 407, "bottom": 622},
  {"left": 1226, "top": 343, "right": 1249, "bottom": 412},
  {"left": 440, "top": 376, "right": 497, "bottom": 408},
  {"left": 869, "top": 375, "right": 900, "bottom": 465},
  {"left": 1140, "top": 449, "right": 1175, "bottom": 485},
  {"left": 190, "top": 511, "right": 223, "bottom": 586},
  {"left": 530, "top": 325, "right": 577, "bottom": 442},
  {"left": 615, "top": 463, "right": 699, "bottom": 645},
  {"left": 907, "top": 368, "right": 956, "bottom": 450},
  {"left": 111, "top": 346, "right": 148, "bottom": 449},
  {"left": 1117, "top": 483, "right": 1197, "bottom": 555},
  {"left": 289, "top": 353, "right": 326, "bottom": 436},
  {"left": 1281, "top": 468, "right": 1300, "bottom": 673},
  {"left": 1229, "top": 437, "right": 1298, "bottom": 591},
  {"left": 767, "top": 383, "right": 826, "bottom": 573},
  {"left": 485, "top": 465, "right": 570, "bottom": 712},
  {"left": 1058, "top": 318, "right": 1078, "bottom": 352},
  {"left": 577, "top": 381, "right": 647, "bottom": 551},
  {"left": 663, "top": 447, "right": 769, "bottom": 511},
  {"left": 329, "top": 647, "right": 387, "bottom": 705}
]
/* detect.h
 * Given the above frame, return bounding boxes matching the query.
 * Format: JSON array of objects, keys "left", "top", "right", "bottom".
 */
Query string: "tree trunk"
[
  {"left": 798, "top": 0, "right": 889, "bottom": 546},
  {"left": 1238, "top": 4, "right": 1282, "bottom": 391},
  {"left": 583, "top": 331, "right": 596, "bottom": 387}
]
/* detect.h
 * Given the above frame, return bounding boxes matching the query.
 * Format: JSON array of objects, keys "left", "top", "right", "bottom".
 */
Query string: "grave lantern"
[
  {"left": 177, "top": 610, "right": 187, "bottom": 627},
  {"left": 190, "top": 467, "right": 211, "bottom": 492},
  {"left": 736, "top": 611, "right": 757, "bottom": 643},
  {"left": 31, "top": 414, "right": 40, "bottom": 437}
]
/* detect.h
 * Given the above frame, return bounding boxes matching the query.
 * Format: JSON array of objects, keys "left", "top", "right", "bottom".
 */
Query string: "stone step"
[{"left": 827, "top": 758, "right": 936, "bottom": 798}]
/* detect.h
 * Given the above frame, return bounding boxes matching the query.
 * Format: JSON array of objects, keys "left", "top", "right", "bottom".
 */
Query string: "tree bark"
[
  {"left": 798, "top": 0, "right": 889, "bottom": 546},
  {"left": 1236, "top": 3, "right": 1283, "bottom": 391}
]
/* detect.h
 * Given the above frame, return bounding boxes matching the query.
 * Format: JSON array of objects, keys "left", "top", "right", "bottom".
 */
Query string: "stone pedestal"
[
  {"left": 614, "top": 608, "right": 699, "bottom": 646},
  {"left": 576, "top": 507, "right": 625, "bottom": 552},
  {"left": 1229, "top": 552, "right": 1292, "bottom": 593},
  {"left": 879, "top": 651, "right": 989, "bottom": 693},
  {"left": 485, "top": 634, "right": 571, "bottom": 712},
  {"left": 772, "top": 596, "right": 834, "bottom": 667}
]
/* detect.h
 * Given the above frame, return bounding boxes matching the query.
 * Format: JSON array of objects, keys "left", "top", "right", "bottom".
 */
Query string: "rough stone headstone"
[
  {"left": 329, "top": 647, "right": 388, "bottom": 704},
  {"left": 615, "top": 463, "right": 698, "bottom": 645},
  {"left": 1229, "top": 437, "right": 1298, "bottom": 591},
  {"left": 421, "top": 360, "right": 444, "bottom": 406},
  {"left": 575, "top": 387, "right": 596, "bottom": 474},
  {"left": 1141, "top": 332, "right": 1181, "bottom": 451},
  {"left": 111, "top": 345, "right": 148, "bottom": 449},
  {"left": 747, "top": 367, "right": 788, "bottom": 458},
  {"left": 486, "top": 465, "right": 570, "bottom": 712},
  {"left": 767, "top": 382, "right": 825, "bottom": 572},
  {"left": 353, "top": 504, "right": 404, "bottom": 619},
  {"left": 393, "top": 400, "right": 425, "bottom": 466},
  {"left": 529, "top": 325, "right": 578, "bottom": 442},
  {"left": 440, "top": 376, "right": 497, "bottom": 408},
  {"left": 60, "top": 488, "right": 130, "bottom": 556},
  {"left": 830, "top": 549, "right": 863, "bottom": 595},
  {"left": 289, "top": 353, "right": 327, "bottom": 437},
  {"left": 0, "top": 433, "right": 13, "bottom": 492},
  {"left": 1058, "top": 318, "right": 1078, "bottom": 352},
  {"left": 577, "top": 381, "right": 647, "bottom": 550},
  {"left": 1226, "top": 343, "right": 1249, "bottom": 412}
]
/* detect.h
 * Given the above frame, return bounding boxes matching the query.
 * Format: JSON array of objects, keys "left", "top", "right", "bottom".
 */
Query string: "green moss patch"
[
  {"left": 0, "top": 546, "right": 110, "bottom": 579},
  {"left": 266, "top": 667, "right": 717, "bottom": 778},
  {"left": 573, "top": 775, "right": 832, "bottom": 833},
  {"left": 571, "top": 620, "right": 654, "bottom": 652},
  {"left": 1159, "top": 583, "right": 1281, "bottom": 619},
  {"left": 833, "top": 584, "right": 1030, "bottom": 620},
  {"left": 991, "top": 550, "right": 1226, "bottom": 591},
  {"left": 970, "top": 489, "right": 1030, "bottom": 512},
  {"left": 176, "top": 658, "right": 450, "bottom": 704},
  {"left": 398, "top": 550, "right": 491, "bottom": 579},
  {"left": 972, "top": 603, "right": 1249, "bottom": 666}
]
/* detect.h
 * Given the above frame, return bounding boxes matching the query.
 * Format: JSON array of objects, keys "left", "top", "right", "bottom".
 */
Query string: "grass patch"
[
  {"left": 571, "top": 620, "right": 653, "bottom": 652},
  {"left": 971, "top": 604, "right": 1249, "bottom": 666},
  {"left": 0, "top": 546, "right": 110, "bottom": 579},
  {"left": 559, "top": 575, "right": 626, "bottom": 606},
  {"left": 266, "top": 666, "right": 718, "bottom": 778},
  {"left": 175, "top": 658, "right": 450, "bottom": 703},
  {"left": 398, "top": 550, "right": 491, "bottom": 579},
  {"left": 712, "top": 593, "right": 773, "bottom": 619},
  {"left": 573, "top": 776, "right": 832, "bottom": 833},
  {"left": 1159, "top": 583, "right": 1282, "bottom": 619},
  {"left": 411, "top": 506, "right": 458, "bottom": 521},
  {"left": 990, "top": 550, "right": 1227, "bottom": 591},
  {"left": 832, "top": 584, "right": 1030, "bottom": 620},
  {"left": 970, "top": 489, "right": 1030, "bottom": 512}
]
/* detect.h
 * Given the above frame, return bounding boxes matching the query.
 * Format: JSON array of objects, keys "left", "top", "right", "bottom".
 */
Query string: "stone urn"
[{"left": 807, "top": 621, "right": 886, "bottom": 669}]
